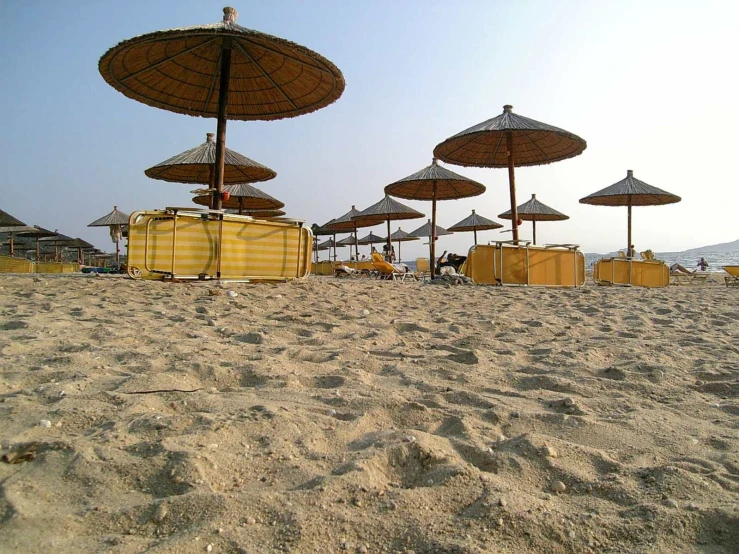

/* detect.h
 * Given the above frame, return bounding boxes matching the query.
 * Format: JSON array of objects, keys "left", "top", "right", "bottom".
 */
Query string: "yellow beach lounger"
[
  {"left": 415, "top": 257, "right": 431, "bottom": 281},
  {"left": 722, "top": 266, "right": 739, "bottom": 287},
  {"left": 671, "top": 272, "right": 709, "bottom": 286},
  {"left": 126, "top": 208, "right": 311, "bottom": 281},
  {"left": 593, "top": 258, "right": 669, "bottom": 287},
  {"left": 35, "top": 262, "right": 78, "bottom": 274},
  {"left": 311, "top": 260, "right": 335, "bottom": 276},
  {"left": 371, "top": 252, "right": 416, "bottom": 281},
  {"left": 465, "top": 242, "right": 585, "bottom": 287}
]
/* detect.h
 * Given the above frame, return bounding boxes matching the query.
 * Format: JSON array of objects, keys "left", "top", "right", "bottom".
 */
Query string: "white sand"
[{"left": 1, "top": 275, "right": 737, "bottom": 553}]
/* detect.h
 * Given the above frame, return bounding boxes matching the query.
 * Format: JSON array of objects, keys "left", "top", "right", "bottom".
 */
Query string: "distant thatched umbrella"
[
  {"left": 498, "top": 194, "right": 568, "bottom": 245},
  {"left": 358, "top": 232, "right": 386, "bottom": 245},
  {"left": 389, "top": 227, "right": 419, "bottom": 262},
  {"left": 316, "top": 238, "right": 345, "bottom": 262},
  {"left": 352, "top": 195, "right": 424, "bottom": 258},
  {"left": 0, "top": 225, "right": 35, "bottom": 257},
  {"left": 17, "top": 226, "right": 58, "bottom": 261},
  {"left": 410, "top": 219, "right": 453, "bottom": 264},
  {"left": 66, "top": 238, "right": 95, "bottom": 265},
  {"left": 100, "top": 7, "right": 345, "bottom": 209},
  {"left": 448, "top": 210, "right": 503, "bottom": 245},
  {"left": 580, "top": 170, "right": 681, "bottom": 256},
  {"left": 193, "top": 183, "right": 284, "bottom": 212},
  {"left": 385, "top": 159, "right": 483, "bottom": 277},
  {"left": 434, "top": 105, "right": 586, "bottom": 243},
  {"left": 0, "top": 209, "right": 26, "bottom": 228},
  {"left": 324, "top": 205, "right": 378, "bottom": 261},
  {"left": 40, "top": 232, "right": 78, "bottom": 262},
  {"left": 88, "top": 206, "right": 130, "bottom": 262}
]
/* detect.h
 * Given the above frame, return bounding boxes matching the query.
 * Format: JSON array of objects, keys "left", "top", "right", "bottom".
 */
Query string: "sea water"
[{"left": 585, "top": 251, "right": 739, "bottom": 272}]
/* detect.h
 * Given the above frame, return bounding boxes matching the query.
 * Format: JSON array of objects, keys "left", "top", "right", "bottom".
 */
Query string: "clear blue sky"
[{"left": 2, "top": 0, "right": 737, "bottom": 258}]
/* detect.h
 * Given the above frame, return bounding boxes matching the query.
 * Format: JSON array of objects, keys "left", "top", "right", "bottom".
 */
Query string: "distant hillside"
[{"left": 586, "top": 238, "right": 739, "bottom": 258}]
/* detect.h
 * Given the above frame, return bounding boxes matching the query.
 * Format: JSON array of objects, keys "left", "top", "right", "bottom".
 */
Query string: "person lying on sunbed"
[
  {"left": 670, "top": 263, "right": 696, "bottom": 275},
  {"left": 335, "top": 262, "right": 358, "bottom": 276}
]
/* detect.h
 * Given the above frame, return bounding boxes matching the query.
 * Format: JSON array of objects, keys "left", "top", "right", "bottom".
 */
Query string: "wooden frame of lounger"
[
  {"left": 127, "top": 207, "right": 311, "bottom": 282},
  {"left": 592, "top": 258, "right": 670, "bottom": 287},
  {"left": 670, "top": 272, "right": 709, "bottom": 286},
  {"left": 722, "top": 266, "right": 739, "bottom": 287}
]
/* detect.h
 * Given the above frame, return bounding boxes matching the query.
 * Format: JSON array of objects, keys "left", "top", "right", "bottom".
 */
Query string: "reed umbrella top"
[
  {"left": 409, "top": 220, "right": 453, "bottom": 238},
  {"left": 449, "top": 209, "right": 503, "bottom": 232},
  {"left": 384, "top": 159, "right": 485, "bottom": 200},
  {"left": 66, "top": 238, "right": 95, "bottom": 249},
  {"left": 88, "top": 206, "right": 131, "bottom": 227},
  {"left": 0, "top": 209, "right": 26, "bottom": 227},
  {"left": 324, "top": 206, "right": 378, "bottom": 232},
  {"left": 40, "top": 232, "right": 77, "bottom": 245},
  {"left": 389, "top": 228, "right": 420, "bottom": 242},
  {"left": 499, "top": 194, "right": 569, "bottom": 221},
  {"left": 336, "top": 235, "right": 359, "bottom": 246},
  {"left": 433, "top": 105, "right": 587, "bottom": 168},
  {"left": 145, "top": 133, "right": 276, "bottom": 184},
  {"left": 0, "top": 225, "right": 36, "bottom": 234},
  {"left": 16, "top": 225, "right": 58, "bottom": 239},
  {"left": 579, "top": 170, "right": 681, "bottom": 207},
  {"left": 99, "top": 7, "right": 345, "bottom": 121},
  {"left": 312, "top": 222, "right": 336, "bottom": 236},
  {"left": 193, "top": 183, "right": 284, "bottom": 210},
  {"left": 358, "top": 232, "right": 387, "bottom": 245},
  {"left": 227, "top": 208, "right": 286, "bottom": 218},
  {"left": 317, "top": 238, "right": 344, "bottom": 249},
  {"left": 352, "top": 195, "right": 424, "bottom": 223}
]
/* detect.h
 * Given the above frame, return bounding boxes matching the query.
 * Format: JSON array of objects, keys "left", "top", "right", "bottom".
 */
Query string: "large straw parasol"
[
  {"left": 0, "top": 210, "right": 27, "bottom": 257},
  {"left": 145, "top": 133, "right": 276, "bottom": 201},
  {"left": 389, "top": 227, "right": 419, "bottom": 262},
  {"left": 498, "top": 194, "right": 568, "bottom": 245},
  {"left": 385, "top": 159, "right": 484, "bottom": 278},
  {"left": 88, "top": 205, "right": 130, "bottom": 262},
  {"left": 226, "top": 208, "right": 286, "bottom": 218},
  {"left": 0, "top": 225, "right": 35, "bottom": 257},
  {"left": 16, "top": 226, "right": 58, "bottom": 261},
  {"left": 409, "top": 219, "right": 453, "bottom": 265},
  {"left": 448, "top": 210, "right": 502, "bottom": 245},
  {"left": 193, "top": 183, "right": 284, "bottom": 213},
  {"left": 99, "top": 7, "right": 345, "bottom": 210},
  {"left": 352, "top": 195, "right": 424, "bottom": 259},
  {"left": 434, "top": 105, "right": 586, "bottom": 244},
  {"left": 324, "top": 206, "right": 379, "bottom": 262},
  {"left": 579, "top": 170, "right": 681, "bottom": 256}
]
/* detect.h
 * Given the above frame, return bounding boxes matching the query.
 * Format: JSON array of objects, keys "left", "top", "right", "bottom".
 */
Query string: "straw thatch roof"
[
  {"left": 88, "top": 206, "right": 130, "bottom": 227},
  {"left": 227, "top": 208, "right": 286, "bottom": 218},
  {"left": 449, "top": 210, "right": 503, "bottom": 232},
  {"left": 498, "top": 194, "right": 569, "bottom": 221},
  {"left": 317, "top": 238, "right": 344, "bottom": 249},
  {"left": 99, "top": 7, "right": 345, "bottom": 121},
  {"left": 384, "top": 159, "right": 485, "bottom": 201},
  {"left": 0, "top": 209, "right": 26, "bottom": 227},
  {"left": 311, "top": 222, "right": 336, "bottom": 236},
  {"left": 145, "top": 133, "right": 276, "bottom": 184},
  {"left": 434, "top": 105, "right": 586, "bottom": 168},
  {"left": 0, "top": 225, "right": 36, "bottom": 234},
  {"left": 358, "top": 232, "right": 386, "bottom": 245},
  {"left": 389, "top": 228, "right": 420, "bottom": 242},
  {"left": 336, "top": 235, "right": 358, "bottom": 246},
  {"left": 16, "top": 226, "right": 58, "bottom": 239},
  {"left": 579, "top": 170, "right": 681, "bottom": 207},
  {"left": 352, "top": 195, "right": 424, "bottom": 222},
  {"left": 192, "top": 183, "right": 284, "bottom": 210},
  {"left": 324, "top": 206, "right": 377, "bottom": 232},
  {"left": 40, "top": 232, "right": 77, "bottom": 245},
  {"left": 409, "top": 220, "right": 453, "bottom": 238}
]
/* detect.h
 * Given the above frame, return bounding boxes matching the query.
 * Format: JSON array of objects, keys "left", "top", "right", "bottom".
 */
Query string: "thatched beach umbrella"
[
  {"left": 385, "top": 159, "right": 484, "bottom": 278},
  {"left": 409, "top": 219, "right": 453, "bottom": 266},
  {"left": 16, "top": 226, "right": 58, "bottom": 261},
  {"left": 66, "top": 238, "right": 95, "bottom": 265},
  {"left": 0, "top": 210, "right": 27, "bottom": 256},
  {"left": 389, "top": 228, "right": 419, "bottom": 262},
  {"left": 317, "top": 238, "right": 345, "bottom": 262},
  {"left": 498, "top": 194, "right": 568, "bottom": 245},
  {"left": 0, "top": 225, "right": 35, "bottom": 257},
  {"left": 226, "top": 208, "right": 286, "bottom": 218},
  {"left": 99, "top": 7, "right": 345, "bottom": 210},
  {"left": 88, "top": 205, "right": 130, "bottom": 262},
  {"left": 40, "top": 232, "right": 78, "bottom": 262},
  {"left": 324, "top": 206, "right": 378, "bottom": 262},
  {"left": 145, "top": 133, "right": 276, "bottom": 205},
  {"left": 193, "top": 183, "right": 284, "bottom": 213},
  {"left": 358, "top": 232, "right": 386, "bottom": 245},
  {"left": 580, "top": 170, "right": 681, "bottom": 256},
  {"left": 434, "top": 105, "right": 586, "bottom": 243},
  {"left": 352, "top": 195, "right": 424, "bottom": 258},
  {"left": 448, "top": 210, "right": 502, "bottom": 245}
]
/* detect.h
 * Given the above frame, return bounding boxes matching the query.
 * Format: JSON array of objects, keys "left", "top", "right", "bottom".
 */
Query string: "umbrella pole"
[
  {"left": 430, "top": 184, "right": 438, "bottom": 278},
  {"left": 506, "top": 131, "right": 519, "bottom": 243},
  {"left": 627, "top": 196, "right": 632, "bottom": 257},
  {"left": 532, "top": 220, "right": 537, "bottom": 245},
  {"left": 386, "top": 219, "right": 392, "bottom": 261},
  {"left": 208, "top": 166, "right": 216, "bottom": 209},
  {"left": 354, "top": 223, "right": 359, "bottom": 262},
  {"left": 212, "top": 38, "right": 233, "bottom": 211},
  {"left": 115, "top": 238, "right": 120, "bottom": 262},
  {"left": 473, "top": 228, "right": 478, "bottom": 246},
  {"left": 239, "top": 197, "right": 243, "bottom": 215},
  {"left": 35, "top": 238, "right": 39, "bottom": 261},
  {"left": 333, "top": 233, "right": 337, "bottom": 262},
  {"left": 9, "top": 235, "right": 14, "bottom": 257},
  {"left": 397, "top": 240, "right": 401, "bottom": 263}
]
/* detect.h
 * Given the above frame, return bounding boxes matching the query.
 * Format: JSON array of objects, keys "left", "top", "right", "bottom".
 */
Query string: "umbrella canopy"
[
  {"left": 352, "top": 195, "right": 424, "bottom": 256},
  {"left": 385, "top": 159, "right": 483, "bottom": 277},
  {"left": 227, "top": 208, "right": 286, "bottom": 218},
  {"left": 434, "top": 104, "right": 586, "bottom": 243},
  {"left": 409, "top": 220, "right": 453, "bottom": 239},
  {"left": 448, "top": 209, "right": 503, "bottom": 245},
  {"left": 0, "top": 209, "right": 26, "bottom": 227},
  {"left": 0, "top": 224, "right": 35, "bottom": 257},
  {"left": 324, "top": 205, "right": 378, "bottom": 261},
  {"left": 580, "top": 170, "right": 681, "bottom": 256},
  {"left": 389, "top": 227, "right": 419, "bottom": 262},
  {"left": 498, "top": 194, "right": 568, "bottom": 244},
  {"left": 193, "top": 183, "right": 284, "bottom": 211},
  {"left": 88, "top": 206, "right": 130, "bottom": 227},
  {"left": 99, "top": 7, "right": 345, "bottom": 209},
  {"left": 357, "top": 232, "right": 386, "bottom": 245},
  {"left": 145, "top": 132, "right": 276, "bottom": 186}
]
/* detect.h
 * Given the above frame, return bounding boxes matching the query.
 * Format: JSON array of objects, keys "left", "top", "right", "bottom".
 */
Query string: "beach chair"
[
  {"left": 618, "top": 251, "right": 627, "bottom": 259},
  {"left": 640, "top": 250, "right": 656, "bottom": 261},
  {"left": 126, "top": 207, "right": 311, "bottom": 281},
  {"left": 0, "top": 255, "right": 34, "bottom": 273},
  {"left": 593, "top": 258, "right": 670, "bottom": 287},
  {"left": 670, "top": 272, "right": 709, "bottom": 286},
  {"left": 721, "top": 266, "right": 739, "bottom": 287},
  {"left": 371, "top": 252, "right": 415, "bottom": 281},
  {"left": 415, "top": 257, "right": 431, "bottom": 281}
]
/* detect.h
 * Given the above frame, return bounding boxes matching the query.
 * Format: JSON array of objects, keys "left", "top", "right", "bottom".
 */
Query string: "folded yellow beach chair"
[
  {"left": 464, "top": 242, "right": 585, "bottom": 287},
  {"left": 593, "top": 258, "right": 669, "bottom": 287},
  {"left": 126, "top": 208, "right": 311, "bottom": 281},
  {"left": 722, "top": 266, "right": 739, "bottom": 287},
  {"left": 371, "top": 252, "right": 416, "bottom": 281},
  {"left": 0, "top": 255, "right": 34, "bottom": 273},
  {"left": 415, "top": 257, "right": 430, "bottom": 281}
]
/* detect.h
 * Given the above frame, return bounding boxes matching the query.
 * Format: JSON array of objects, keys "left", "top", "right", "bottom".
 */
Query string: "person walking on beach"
[{"left": 697, "top": 257, "right": 709, "bottom": 271}]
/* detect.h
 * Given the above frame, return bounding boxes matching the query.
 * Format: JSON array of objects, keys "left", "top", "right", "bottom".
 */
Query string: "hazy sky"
[{"left": 2, "top": 0, "right": 737, "bottom": 259}]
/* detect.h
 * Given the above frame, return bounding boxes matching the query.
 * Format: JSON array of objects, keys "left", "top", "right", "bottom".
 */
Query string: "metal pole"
[
  {"left": 353, "top": 223, "right": 359, "bottom": 261},
  {"left": 506, "top": 130, "right": 519, "bottom": 243},
  {"left": 473, "top": 228, "right": 478, "bottom": 246},
  {"left": 213, "top": 37, "right": 233, "bottom": 211},
  {"left": 430, "top": 184, "right": 437, "bottom": 278},
  {"left": 333, "top": 233, "right": 337, "bottom": 262}
]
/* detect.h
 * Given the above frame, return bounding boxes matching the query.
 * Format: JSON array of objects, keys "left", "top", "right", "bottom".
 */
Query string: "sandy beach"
[{"left": 1, "top": 275, "right": 737, "bottom": 553}]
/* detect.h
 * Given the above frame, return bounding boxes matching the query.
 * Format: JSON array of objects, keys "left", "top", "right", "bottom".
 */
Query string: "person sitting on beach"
[
  {"left": 670, "top": 263, "right": 694, "bottom": 275},
  {"left": 360, "top": 254, "right": 367, "bottom": 260},
  {"left": 697, "top": 257, "right": 709, "bottom": 271}
]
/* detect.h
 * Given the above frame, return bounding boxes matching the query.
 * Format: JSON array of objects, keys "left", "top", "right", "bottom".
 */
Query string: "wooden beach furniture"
[
  {"left": 670, "top": 272, "right": 709, "bottom": 286},
  {"left": 464, "top": 242, "right": 585, "bottom": 287},
  {"left": 415, "top": 257, "right": 431, "bottom": 281},
  {"left": 722, "top": 266, "right": 739, "bottom": 287},
  {"left": 592, "top": 258, "right": 669, "bottom": 287},
  {"left": 311, "top": 261, "right": 335, "bottom": 276},
  {"left": 0, "top": 255, "right": 34, "bottom": 273},
  {"left": 126, "top": 208, "right": 311, "bottom": 281},
  {"left": 35, "top": 262, "right": 78, "bottom": 274},
  {"left": 371, "top": 253, "right": 415, "bottom": 281}
]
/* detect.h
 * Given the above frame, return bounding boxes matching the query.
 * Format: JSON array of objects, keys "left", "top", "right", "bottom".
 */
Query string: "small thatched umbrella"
[
  {"left": 0, "top": 225, "right": 35, "bottom": 257},
  {"left": 389, "top": 228, "right": 419, "bottom": 262},
  {"left": 324, "top": 206, "right": 378, "bottom": 262},
  {"left": 0, "top": 210, "right": 27, "bottom": 256},
  {"left": 434, "top": 105, "right": 586, "bottom": 243},
  {"left": 317, "top": 238, "right": 345, "bottom": 262},
  {"left": 580, "top": 170, "right": 681, "bottom": 257},
  {"left": 352, "top": 195, "right": 424, "bottom": 259},
  {"left": 16, "top": 226, "right": 58, "bottom": 261},
  {"left": 498, "top": 194, "right": 568, "bottom": 245},
  {"left": 193, "top": 183, "right": 284, "bottom": 213},
  {"left": 145, "top": 132, "right": 276, "bottom": 193},
  {"left": 66, "top": 238, "right": 95, "bottom": 265},
  {"left": 448, "top": 210, "right": 503, "bottom": 245},
  {"left": 40, "top": 232, "right": 78, "bottom": 262},
  {"left": 409, "top": 219, "right": 453, "bottom": 266},
  {"left": 358, "top": 232, "right": 386, "bottom": 245},
  {"left": 336, "top": 234, "right": 360, "bottom": 260},
  {"left": 100, "top": 7, "right": 345, "bottom": 209},
  {"left": 88, "top": 206, "right": 130, "bottom": 262},
  {"left": 385, "top": 159, "right": 484, "bottom": 278}
]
